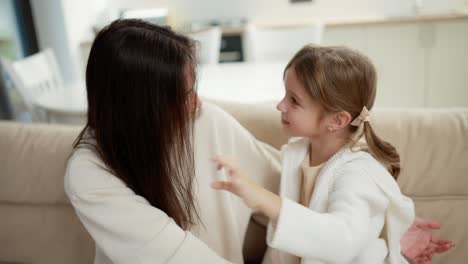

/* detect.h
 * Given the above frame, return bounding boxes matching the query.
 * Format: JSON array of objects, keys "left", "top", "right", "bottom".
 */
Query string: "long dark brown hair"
[
  {"left": 74, "top": 19, "right": 199, "bottom": 229},
  {"left": 286, "top": 45, "right": 401, "bottom": 179}
]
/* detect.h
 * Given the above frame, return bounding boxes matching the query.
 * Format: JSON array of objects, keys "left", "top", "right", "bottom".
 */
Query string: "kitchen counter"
[{"left": 220, "top": 11, "right": 468, "bottom": 35}]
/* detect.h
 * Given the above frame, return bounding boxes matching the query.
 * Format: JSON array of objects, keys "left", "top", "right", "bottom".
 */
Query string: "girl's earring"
[{"left": 328, "top": 127, "right": 333, "bottom": 132}]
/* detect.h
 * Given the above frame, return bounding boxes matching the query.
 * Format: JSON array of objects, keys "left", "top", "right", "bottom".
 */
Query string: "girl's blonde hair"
[{"left": 286, "top": 45, "right": 401, "bottom": 179}]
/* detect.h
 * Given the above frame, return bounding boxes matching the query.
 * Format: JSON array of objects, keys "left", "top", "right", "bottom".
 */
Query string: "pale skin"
[{"left": 211, "top": 67, "right": 454, "bottom": 263}]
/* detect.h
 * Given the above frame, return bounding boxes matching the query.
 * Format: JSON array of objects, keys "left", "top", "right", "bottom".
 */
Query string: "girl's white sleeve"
[
  {"left": 266, "top": 165, "right": 388, "bottom": 263},
  {"left": 64, "top": 151, "right": 231, "bottom": 264}
]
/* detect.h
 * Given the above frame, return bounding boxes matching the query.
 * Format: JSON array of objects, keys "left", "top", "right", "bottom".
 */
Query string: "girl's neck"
[{"left": 308, "top": 133, "right": 350, "bottom": 166}]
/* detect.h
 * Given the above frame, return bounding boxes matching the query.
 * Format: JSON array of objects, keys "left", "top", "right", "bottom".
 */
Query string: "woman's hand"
[
  {"left": 211, "top": 156, "right": 281, "bottom": 221},
  {"left": 401, "top": 217, "right": 455, "bottom": 264}
]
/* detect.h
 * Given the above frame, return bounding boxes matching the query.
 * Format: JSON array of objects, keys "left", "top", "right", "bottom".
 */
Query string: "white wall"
[
  {"left": 30, "top": 0, "right": 468, "bottom": 83},
  {"left": 99, "top": 0, "right": 468, "bottom": 27},
  {"left": 0, "top": 1, "right": 15, "bottom": 33},
  {"left": 30, "top": 0, "right": 80, "bottom": 84},
  {"left": 61, "top": 0, "right": 107, "bottom": 77},
  {"left": 0, "top": 0, "right": 23, "bottom": 58},
  {"left": 57, "top": 0, "right": 468, "bottom": 34},
  {"left": 61, "top": 0, "right": 107, "bottom": 43},
  {"left": 30, "top": 0, "right": 107, "bottom": 83}
]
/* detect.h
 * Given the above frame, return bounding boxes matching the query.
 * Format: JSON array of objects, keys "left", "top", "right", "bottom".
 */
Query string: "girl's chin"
[
  {"left": 283, "top": 128, "right": 305, "bottom": 138},
  {"left": 280, "top": 125, "right": 295, "bottom": 136}
]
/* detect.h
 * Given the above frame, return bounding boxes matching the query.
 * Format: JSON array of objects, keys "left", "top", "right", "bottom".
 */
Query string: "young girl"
[{"left": 212, "top": 45, "right": 415, "bottom": 264}]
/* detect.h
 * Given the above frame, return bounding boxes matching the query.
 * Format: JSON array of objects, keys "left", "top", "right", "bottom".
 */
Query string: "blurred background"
[{"left": 1, "top": 0, "right": 468, "bottom": 124}]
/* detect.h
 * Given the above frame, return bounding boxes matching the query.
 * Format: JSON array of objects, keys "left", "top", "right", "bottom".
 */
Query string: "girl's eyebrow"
[{"left": 286, "top": 87, "right": 302, "bottom": 102}]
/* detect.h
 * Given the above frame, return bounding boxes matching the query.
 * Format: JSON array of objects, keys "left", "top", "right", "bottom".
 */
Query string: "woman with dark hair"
[
  {"left": 65, "top": 19, "right": 281, "bottom": 263},
  {"left": 65, "top": 19, "right": 452, "bottom": 264},
  {"left": 74, "top": 19, "right": 200, "bottom": 230}
]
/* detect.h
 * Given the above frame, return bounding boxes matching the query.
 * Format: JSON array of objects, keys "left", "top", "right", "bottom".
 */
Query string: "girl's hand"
[
  {"left": 401, "top": 217, "right": 455, "bottom": 264},
  {"left": 211, "top": 156, "right": 266, "bottom": 211},
  {"left": 211, "top": 156, "right": 282, "bottom": 221}
]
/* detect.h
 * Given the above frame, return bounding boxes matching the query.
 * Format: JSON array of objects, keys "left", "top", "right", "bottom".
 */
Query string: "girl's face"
[{"left": 276, "top": 68, "right": 331, "bottom": 138}]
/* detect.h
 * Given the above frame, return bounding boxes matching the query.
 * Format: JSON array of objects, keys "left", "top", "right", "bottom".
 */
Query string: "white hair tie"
[{"left": 350, "top": 106, "right": 370, "bottom": 127}]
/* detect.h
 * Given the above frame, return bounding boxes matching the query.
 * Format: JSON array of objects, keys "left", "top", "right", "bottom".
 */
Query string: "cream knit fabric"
[{"left": 65, "top": 103, "right": 281, "bottom": 264}]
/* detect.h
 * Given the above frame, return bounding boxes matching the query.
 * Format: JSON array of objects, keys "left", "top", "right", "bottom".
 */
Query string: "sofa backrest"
[
  {"left": 1, "top": 102, "right": 467, "bottom": 263},
  {"left": 0, "top": 122, "right": 93, "bottom": 264}
]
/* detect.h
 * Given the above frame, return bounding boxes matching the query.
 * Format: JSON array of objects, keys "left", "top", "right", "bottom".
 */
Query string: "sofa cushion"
[
  {"left": 0, "top": 122, "right": 81, "bottom": 205},
  {"left": 371, "top": 108, "right": 468, "bottom": 197},
  {"left": 0, "top": 203, "right": 94, "bottom": 263}
]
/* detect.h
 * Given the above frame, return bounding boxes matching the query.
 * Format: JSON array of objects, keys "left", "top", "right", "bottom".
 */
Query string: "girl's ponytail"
[{"left": 363, "top": 122, "right": 401, "bottom": 179}]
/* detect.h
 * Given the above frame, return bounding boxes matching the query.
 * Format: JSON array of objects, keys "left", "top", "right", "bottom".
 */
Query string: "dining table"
[
  {"left": 197, "top": 61, "right": 287, "bottom": 103},
  {"left": 34, "top": 62, "right": 287, "bottom": 124}
]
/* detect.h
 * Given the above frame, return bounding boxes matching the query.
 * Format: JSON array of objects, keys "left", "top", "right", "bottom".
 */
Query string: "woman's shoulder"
[
  {"left": 196, "top": 102, "right": 243, "bottom": 131},
  {"left": 66, "top": 146, "right": 102, "bottom": 173},
  {"left": 197, "top": 102, "right": 236, "bottom": 124},
  {"left": 65, "top": 147, "right": 126, "bottom": 197}
]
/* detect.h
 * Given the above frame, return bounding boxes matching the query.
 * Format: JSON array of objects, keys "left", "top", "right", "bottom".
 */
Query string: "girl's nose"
[{"left": 276, "top": 98, "right": 286, "bottom": 112}]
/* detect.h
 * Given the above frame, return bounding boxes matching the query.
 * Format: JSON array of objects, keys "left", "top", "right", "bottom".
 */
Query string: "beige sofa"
[{"left": 0, "top": 101, "right": 467, "bottom": 264}]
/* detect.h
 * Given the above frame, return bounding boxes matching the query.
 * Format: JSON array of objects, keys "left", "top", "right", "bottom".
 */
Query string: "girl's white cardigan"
[{"left": 265, "top": 138, "right": 414, "bottom": 264}]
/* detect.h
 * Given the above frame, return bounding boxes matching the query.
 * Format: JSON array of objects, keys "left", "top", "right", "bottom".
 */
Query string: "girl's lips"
[{"left": 281, "top": 119, "right": 290, "bottom": 125}]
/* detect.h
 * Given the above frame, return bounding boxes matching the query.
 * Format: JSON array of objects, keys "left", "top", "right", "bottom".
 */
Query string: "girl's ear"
[{"left": 330, "top": 111, "right": 352, "bottom": 130}]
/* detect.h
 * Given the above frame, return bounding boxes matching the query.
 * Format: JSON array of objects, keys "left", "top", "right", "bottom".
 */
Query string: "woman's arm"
[
  {"left": 199, "top": 102, "right": 282, "bottom": 193},
  {"left": 194, "top": 102, "right": 284, "bottom": 263},
  {"left": 65, "top": 150, "right": 231, "bottom": 264}
]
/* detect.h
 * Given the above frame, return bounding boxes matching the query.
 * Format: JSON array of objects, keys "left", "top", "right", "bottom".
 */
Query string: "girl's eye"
[{"left": 291, "top": 96, "right": 298, "bottom": 105}]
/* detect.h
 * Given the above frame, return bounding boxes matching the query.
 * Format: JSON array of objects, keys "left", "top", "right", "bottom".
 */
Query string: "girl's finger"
[
  {"left": 212, "top": 157, "right": 231, "bottom": 171},
  {"left": 431, "top": 235, "right": 453, "bottom": 245},
  {"left": 434, "top": 242, "right": 455, "bottom": 253},
  {"left": 211, "top": 181, "right": 233, "bottom": 192},
  {"left": 415, "top": 218, "right": 442, "bottom": 229},
  {"left": 414, "top": 256, "right": 426, "bottom": 264},
  {"left": 212, "top": 156, "right": 236, "bottom": 169},
  {"left": 212, "top": 156, "right": 241, "bottom": 178},
  {"left": 431, "top": 236, "right": 456, "bottom": 251}
]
